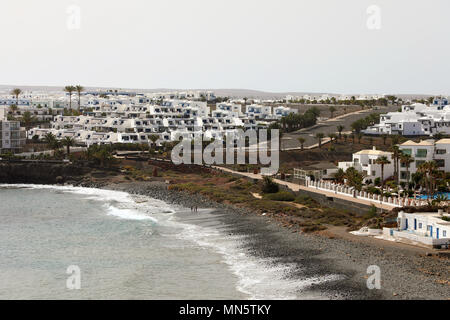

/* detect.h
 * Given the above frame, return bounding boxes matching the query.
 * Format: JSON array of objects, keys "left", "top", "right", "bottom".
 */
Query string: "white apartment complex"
[
  {"left": 338, "top": 147, "right": 394, "bottom": 182},
  {"left": 0, "top": 89, "right": 298, "bottom": 147},
  {"left": 0, "top": 107, "right": 26, "bottom": 154},
  {"left": 26, "top": 95, "right": 297, "bottom": 146},
  {"left": 339, "top": 138, "right": 450, "bottom": 183},
  {"left": 364, "top": 98, "right": 450, "bottom": 136},
  {"left": 398, "top": 139, "right": 450, "bottom": 182}
]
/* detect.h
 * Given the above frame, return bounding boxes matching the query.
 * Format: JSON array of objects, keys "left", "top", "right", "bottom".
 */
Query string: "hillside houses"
[
  {"left": 364, "top": 99, "right": 450, "bottom": 136},
  {"left": 27, "top": 95, "right": 297, "bottom": 146}
]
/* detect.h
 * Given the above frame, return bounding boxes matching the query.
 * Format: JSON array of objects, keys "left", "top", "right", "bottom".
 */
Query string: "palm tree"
[
  {"left": 390, "top": 145, "right": 400, "bottom": 183},
  {"left": 149, "top": 134, "right": 159, "bottom": 149},
  {"left": 390, "top": 135, "right": 400, "bottom": 146},
  {"left": 337, "top": 125, "right": 345, "bottom": 139},
  {"left": 343, "top": 134, "right": 348, "bottom": 143},
  {"left": 75, "top": 85, "right": 84, "bottom": 110},
  {"left": 62, "top": 137, "right": 75, "bottom": 156},
  {"left": 381, "top": 134, "right": 388, "bottom": 145},
  {"left": 334, "top": 168, "right": 346, "bottom": 184},
  {"left": 9, "top": 104, "right": 18, "bottom": 113},
  {"left": 64, "top": 86, "right": 76, "bottom": 110},
  {"left": 328, "top": 133, "right": 336, "bottom": 144},
  {"left": 315, "top": 133, "right": 324, "bottom": 148},
  {"left": 375, "top": 156, "right": 391, "bottom": 192},
  {"left": 329, "top": 106, "right": 336, "bottom": 118},
  {"left": 43, "top": 132, "right": 58, "bottom": 150},
  {"left": 11, "top": 88, "right": 22, "bottom": 105},
  {"left": 417, "top": 161, "right": 438, "bottom": 201},
  {"left": 357, "top": 133, "right": 363, "bottom": 144},
  {"left": 21, "top": 111, "right": 36, "bottom": 129},
  {"left": 345, "top": 167, "right": 365, "bottom": 191},
  {"left": 400, "top": 153, "right": 414, "bottom": 191},
  {"left": 350, "top": 133, "right": 355, "bottom": 144},
  {"left": 297, "top": 137, "right": 305, "bottom": 150}
]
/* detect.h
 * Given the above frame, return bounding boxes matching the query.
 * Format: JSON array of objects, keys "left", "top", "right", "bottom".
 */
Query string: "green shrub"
[
  {"left": 364, "top": 205, "right": 378, "bottom": 219},
  {"left": 374, "top": 177, "right": 381, "bottom": 186},
  {"left": 261, "top": 176, "right": 279, "bottom": 193},
  {"left": 294, "top": 195, "right": 319, "bottom": 207},
  {"left": 263, "top": 191, "right": 295, "bottom": 201},
  {"left": 366, "top": 186, "right": 381, "bottom": 195}
]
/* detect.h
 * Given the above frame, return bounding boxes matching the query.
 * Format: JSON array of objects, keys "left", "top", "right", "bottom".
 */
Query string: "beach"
[{"left": 105, "top": 181, "right": 450, "bottom": 300}]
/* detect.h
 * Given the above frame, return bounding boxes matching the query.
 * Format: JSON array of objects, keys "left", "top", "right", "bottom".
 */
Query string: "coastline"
[
  {"left": 1, "top": 170, "right": 448, "bottom": 299},
  {"left": 104, "top": 181, "right": 450, "bottom": 300}
]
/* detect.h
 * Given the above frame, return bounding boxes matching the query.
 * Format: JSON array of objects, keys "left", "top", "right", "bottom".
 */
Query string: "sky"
[{"left": 0, "top": 0, "right": 449, "bottom": 95}]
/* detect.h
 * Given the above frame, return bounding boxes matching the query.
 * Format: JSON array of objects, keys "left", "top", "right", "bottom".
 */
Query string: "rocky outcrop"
[{"left": 0, "top": 161, "right": 92, "bottom": 184}]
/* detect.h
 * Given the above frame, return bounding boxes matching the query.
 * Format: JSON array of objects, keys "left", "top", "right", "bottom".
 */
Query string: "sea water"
[{"left": 0, "top": 184, "right": 343, "bottom": 300}]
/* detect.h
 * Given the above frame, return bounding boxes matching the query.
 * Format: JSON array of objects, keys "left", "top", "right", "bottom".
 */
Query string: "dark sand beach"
[{"left": 105, "top": 181, "right": 450, "bottom": 300}]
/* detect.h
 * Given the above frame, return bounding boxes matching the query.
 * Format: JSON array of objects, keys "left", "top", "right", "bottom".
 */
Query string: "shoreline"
[
  {"left": 104, "top": 181, "right": 450, "bottom": 300},
  {"left": 1, "top": 179, "right": 448, "bottom": 299}
]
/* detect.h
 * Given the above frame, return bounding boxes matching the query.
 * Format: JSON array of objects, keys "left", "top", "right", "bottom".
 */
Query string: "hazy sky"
[{"left": 0, "top": 0, "right": 449, "bottom": 94}]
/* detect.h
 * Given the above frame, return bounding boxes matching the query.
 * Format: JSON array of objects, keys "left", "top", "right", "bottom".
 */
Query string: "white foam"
[
  {"left": 0, "top": 184, "right": 174, "bottom": 222},
  {"left": 1, "top": 183, "right": 346, "bottom": 299},
  {"left": 171, "top": 217, "right": 346, "bottom": 300},
  {"left": 105, "top": 205, "right": 158, "bottom": 222}
]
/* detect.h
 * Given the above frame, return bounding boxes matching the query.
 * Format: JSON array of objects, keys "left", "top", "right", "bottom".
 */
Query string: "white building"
[
  {"left": 28, "top": 96, "right": 269, "bottom": 147},
  {"left": 245, "top": 104, "right": 272, "bottom": 119},
  {"left": 398, "top": 140, "right": 435, "bottom": 182},
  {"left": 216, "top": 102, "right": 243, "bottom": 117},
  {"left": 273, "top": 106, "right": 298, "bottom": 119},
  {"left": 364, "top": 100, "right": 450, "bottom": 136},
  {"left": 389, "top": 210, "right": 450, "bottom": 248},
  {"left": 0, "top": 119, "right": 26, "bottom": 154},
  {"left": 398, "top": 138, "right": 450, "bottom": 182},
  {"left": 0, "top": 106, "right": 6, "bottom": 121},
  {"left": 338, "top": 147, "right": 394, "bottom": 182}
]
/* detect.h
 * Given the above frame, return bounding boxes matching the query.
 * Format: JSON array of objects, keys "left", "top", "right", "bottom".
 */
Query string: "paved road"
[{"left": 280, "top": 105, "right": 398, "bottom": 150}]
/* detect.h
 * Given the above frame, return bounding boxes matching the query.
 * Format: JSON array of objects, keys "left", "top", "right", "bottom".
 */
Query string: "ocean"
[{"left": 0, "top": 184, "right": 344, "bottom": 299}]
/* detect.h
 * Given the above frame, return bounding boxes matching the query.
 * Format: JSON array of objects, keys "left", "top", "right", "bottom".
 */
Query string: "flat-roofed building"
[
  {"left": 389, "top": 210, "right": 450, "bottom": 248},
  {"left": 338, "top": 146, "right": 394, "bottom": 182},
  {"left": 0, "top": 120, "right": 26, "bottom": 154}
]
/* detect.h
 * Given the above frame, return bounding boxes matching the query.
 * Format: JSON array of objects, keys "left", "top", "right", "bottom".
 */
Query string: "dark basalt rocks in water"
[{"left": 0, "top": 162, "right": 91, "bottom": 184}]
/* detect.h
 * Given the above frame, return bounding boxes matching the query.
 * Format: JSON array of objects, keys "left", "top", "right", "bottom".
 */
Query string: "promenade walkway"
[{"left": 213, "top": 166, "right": 397, "bottom": 210}]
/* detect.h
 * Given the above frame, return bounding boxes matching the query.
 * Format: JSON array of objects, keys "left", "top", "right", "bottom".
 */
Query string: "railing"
[{"left": 305, "top": 179, "right": 432, "bottom": 208}]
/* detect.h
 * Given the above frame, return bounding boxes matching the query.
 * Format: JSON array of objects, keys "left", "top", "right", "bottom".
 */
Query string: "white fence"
[{"left": 306, "top": 179, "right": 432, "bottom": 208}]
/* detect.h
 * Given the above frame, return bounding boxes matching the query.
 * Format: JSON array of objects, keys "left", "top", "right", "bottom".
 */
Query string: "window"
[
  {"left": 402, "top": 149, "right": 412, "bottom": 156},
  {"left": 435, "top": 159, "right": 445, "bottom": 167},
  {"left": 415, "top": 149, "right": 427, "bottom": 158},
  {"left": 419, "top": 223, "right": 422, "bottom": 229},
  {"left": 444, "top": 230, "right": 447, "bottom": 237},
  {"left": 416, "top": 160, "right": 425, "bottom": 167},
  {"left": 436, "top": 149, "right": 446, "bottom": 154}
]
